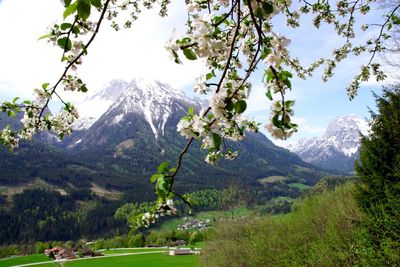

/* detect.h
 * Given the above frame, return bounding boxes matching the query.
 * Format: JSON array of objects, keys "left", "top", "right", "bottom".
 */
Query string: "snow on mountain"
[
  {"left": 75, "top": 78, "right": 196, "bottom": 139},
  {"left": 72, "top": 116, "right": 96, "bottom": 130},
  {"left": 289, "top": 115, "right": 369, "bottom": 172}
]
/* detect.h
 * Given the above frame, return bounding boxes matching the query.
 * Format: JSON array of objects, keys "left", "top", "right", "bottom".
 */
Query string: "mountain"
[
  {"left": 1, "top": 79, "right": 327, "bottom": 199},
  {"left": 289, "top": 115, "right": 369, "bottom": 173}
]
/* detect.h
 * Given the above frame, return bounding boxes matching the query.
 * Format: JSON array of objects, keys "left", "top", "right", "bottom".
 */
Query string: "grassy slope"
[
  {"left": 201, "top": 182, "right": 362, "bottom": 267},
  {"left": 257, "top": 175, "right": 287, "bottom": 184},
  {"left": 288, "top": 183, "right": 311, "bottom": 190}
]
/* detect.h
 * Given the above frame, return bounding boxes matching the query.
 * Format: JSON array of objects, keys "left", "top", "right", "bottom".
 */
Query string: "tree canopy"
[{"left": 355, "top": 86, "right": 400, "bottom": 264}]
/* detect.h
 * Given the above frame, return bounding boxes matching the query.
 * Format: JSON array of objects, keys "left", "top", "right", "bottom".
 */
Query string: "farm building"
[{"left": 168, "top": 249, "right": 192, "bottom": 256}]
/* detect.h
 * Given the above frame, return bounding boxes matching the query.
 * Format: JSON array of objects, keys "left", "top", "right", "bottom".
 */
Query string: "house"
[
  {"left": 168, "top": 249, "right": 192, "bottom": 256},
  {"left": 169, "top": 239, "right": 187, "bottom": 247},
  {"left": 44, "top": 246, "right": 102, "bottom": 260},
  {"left": 54, "top": 250, "right": 76, "bottom": 260}
]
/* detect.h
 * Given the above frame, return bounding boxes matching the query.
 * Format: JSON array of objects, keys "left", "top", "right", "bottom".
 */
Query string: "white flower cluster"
[
  {"left": 1, "top": 84, "right": 80, "bottom": 149},
  {"left": 263, "top": 33, "right": 291, "bottom": 68},
  {"left": 140, "top": 199, "right": 177, "bottom": 227},
  {"left": 0, "top": 127, "right": 18, "bottom": 149},
  {"left": 177, "top": 76, "right": 258, "bottom": 164},
  {"left": 264, "top": 100, "right": 296, "bottom": 140},
  {"left": 168, "top": 1, "right": 301, "bottom": 164}
]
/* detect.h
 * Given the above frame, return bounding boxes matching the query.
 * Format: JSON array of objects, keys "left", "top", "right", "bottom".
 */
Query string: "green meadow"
[{"left": 25, "top": 253, "right": 198, "bottom": 267}]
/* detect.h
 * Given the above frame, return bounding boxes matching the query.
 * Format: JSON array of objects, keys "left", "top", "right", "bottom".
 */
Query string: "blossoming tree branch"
[{"left": 0, "top": 0, "right": 399, "bottom": 226}]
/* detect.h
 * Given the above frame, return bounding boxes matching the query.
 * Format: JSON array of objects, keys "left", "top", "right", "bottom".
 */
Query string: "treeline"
[
  {"left": 0, "top": 177, "right": 306, "bottom": 247},
  {"left": 0, "top": 188, "right": 128, "bottom": 245}
]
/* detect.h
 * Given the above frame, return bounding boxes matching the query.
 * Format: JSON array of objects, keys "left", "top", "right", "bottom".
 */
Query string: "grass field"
[
  {"left": 257, "top": 176, "right": 287, "bottom": 184},
  {"left": 101, "top": 248, "right": 168, "bottom": 255},
  {"left": 288, "top": 183, "right": 311, "bottom": 190},
  {"left": 18, "top": 253, "right": 198, "bottom": 267},
  {"left": 0, "top": 254, "right": 51, "bottom": 267}
]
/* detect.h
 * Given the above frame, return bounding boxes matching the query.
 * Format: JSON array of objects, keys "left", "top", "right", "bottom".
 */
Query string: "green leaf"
[
  {"left": 12, "top": 97, "right": 20, "bottom": 103},
  {"left": 266, "top": 89, "right": 273, "bottom": 101},
  {"left": 63, "top": 0, "right": 72, "bottom": 6},
  {"left": 206, "top": 71, "right": 216, "bottom": 80},
  {"left": 282, "top": 79, "right": 292, "bottom": 89},
  {"left": 42, "top": 83, "right": 50, "bottom": 90},
  {"left": 234, "top": 100, "right": 247, "bottom": 114},
  {"left": 157, "top": 162, "right": 170, "bottom": 173},
  {"left": 150, "top": 173, "right": 162, "bottom": 183},
  {"left": 254, "top": 7, "right": 263, "bottom": 18},
  {"left": 226, "top": 101, "right": 234, "bottom": 112},
  {"left": 284, "top": 100, "right": 295, "bottom": 108},
  {"left": 38, "top": 34, "right": 51, "bottom": 41},
  {"left": 7, "top": 110, "right": 15, "bottom": 118},
  {"left": 60, "top": 23, "right": 72, "bottom": 31},
  {"left": 272, "top": 114, "right": 282, "bottom": 128},
  {"left": 156, "top": 177, "right": 169, "bottom": 197},
  {"left": 77, "top": 0, "right": 91, "bottom": 20},
  {"left": 280, "top": 70, "right": 293, "bottom": 79},
  {"left": 79, "top": 85, "right": 88, "bottom": 93},
  {"left": 261, "top": 2, "right": 274, "bottom": 14},
  {"left": 72, "top": 26, "right": 80, "bottom": 34},
  {"left": 210, "top": 133, "right": 221, "bottom": 150},
  {"left": 63, "top": 1, "right": 78, "bottom": 19},
  {"left": 182, "top": 48, "right": 197, "bottom": 60},
  {"left": 188, "top": 107, "right": 195, "bottom": 115},
  {"left": 57, "top": 37, "right": 72, "bottom": 52},
  {"left": 90, "top": 0, "right": 102, "bottom": 8}
]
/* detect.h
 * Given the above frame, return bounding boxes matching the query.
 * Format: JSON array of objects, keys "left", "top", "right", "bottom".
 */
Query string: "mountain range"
[
  {"left": 0, "top": 78, "right": 326, "bottom": 201},
  {"left": 288, "top": 115, "right": 369, "bottom": 173}
]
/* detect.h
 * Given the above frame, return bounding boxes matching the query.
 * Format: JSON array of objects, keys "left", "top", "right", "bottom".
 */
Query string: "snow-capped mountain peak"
[
  {"left": 289, "top": 115, "right": 370, "bottom": 173},
  {"left": 75, "top": 78, "right": 197, "bottom": 139}
]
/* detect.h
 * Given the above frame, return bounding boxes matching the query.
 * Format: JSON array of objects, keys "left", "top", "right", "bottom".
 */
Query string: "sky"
[{"left": 0, "top": 0, "right": 393, "bottom": 147}]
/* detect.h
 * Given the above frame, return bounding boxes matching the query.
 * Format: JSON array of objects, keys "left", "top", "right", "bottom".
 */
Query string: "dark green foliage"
[
  {"left": 0, "top": 189, "right": 128, "bottom": 245},
  {"left": 354, "top": 86, "right": 400, "bottom": 264}
]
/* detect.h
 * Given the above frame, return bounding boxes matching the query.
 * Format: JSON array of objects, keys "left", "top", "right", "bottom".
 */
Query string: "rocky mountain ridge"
[
  {"left": 1, "top": 78, "right": 327, "bottom": 198},
  {"left": 289, "top": 115, "right": 369, "bottom": 173}
]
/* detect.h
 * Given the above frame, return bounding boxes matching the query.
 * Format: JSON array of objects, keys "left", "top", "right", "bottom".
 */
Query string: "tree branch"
[{"left": 38, "top": 0, "right": 112, "bottom": 120}]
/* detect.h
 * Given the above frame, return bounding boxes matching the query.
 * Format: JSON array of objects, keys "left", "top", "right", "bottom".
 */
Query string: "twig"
[{"left": 38, "top": 0, "right": 112, "bottom": 119}]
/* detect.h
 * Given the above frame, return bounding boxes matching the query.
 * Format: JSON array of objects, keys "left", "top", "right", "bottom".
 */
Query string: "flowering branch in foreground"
[{"left": 1, "top": 0, "right": 399, "bottom": 227}]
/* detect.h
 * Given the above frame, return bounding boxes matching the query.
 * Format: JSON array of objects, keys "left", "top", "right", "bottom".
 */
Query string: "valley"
[{"left": 0, "top": 79, "right": 368, "bottom": 266}]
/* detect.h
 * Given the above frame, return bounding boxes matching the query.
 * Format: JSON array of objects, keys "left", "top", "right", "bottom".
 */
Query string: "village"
[{"left": 176, "top": 217, "right": 210, "bottom": 231}]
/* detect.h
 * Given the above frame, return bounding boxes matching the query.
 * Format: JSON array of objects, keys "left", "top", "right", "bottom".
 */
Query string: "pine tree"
[{"left": 355, "top": 86, "right": 400, "bottom": 264}]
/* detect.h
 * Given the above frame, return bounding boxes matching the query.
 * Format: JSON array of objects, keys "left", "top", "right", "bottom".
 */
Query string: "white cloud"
[
  {"left": 0, "top": 0, "right": 63, "bottom": 98},
  {"left": 294, "top": 117, "right": 325, "bottom": 135},
  {"left": 0, "top": 0, "right": 205, "bottom": 107}
]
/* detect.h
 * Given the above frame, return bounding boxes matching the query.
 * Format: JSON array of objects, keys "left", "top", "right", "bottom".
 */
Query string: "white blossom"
[{"left": 193, "top": 75, "right": 209, "bottom": 94}]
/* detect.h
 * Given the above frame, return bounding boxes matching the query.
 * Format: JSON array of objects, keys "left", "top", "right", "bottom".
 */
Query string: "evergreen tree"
[{"left": 355, "top": 86, "right": 400, "bottom": 264}]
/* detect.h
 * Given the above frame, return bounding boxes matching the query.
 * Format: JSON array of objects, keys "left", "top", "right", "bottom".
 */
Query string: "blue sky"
[{"left": 0, "top": 0, "right": 390, "bottom": 147}]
